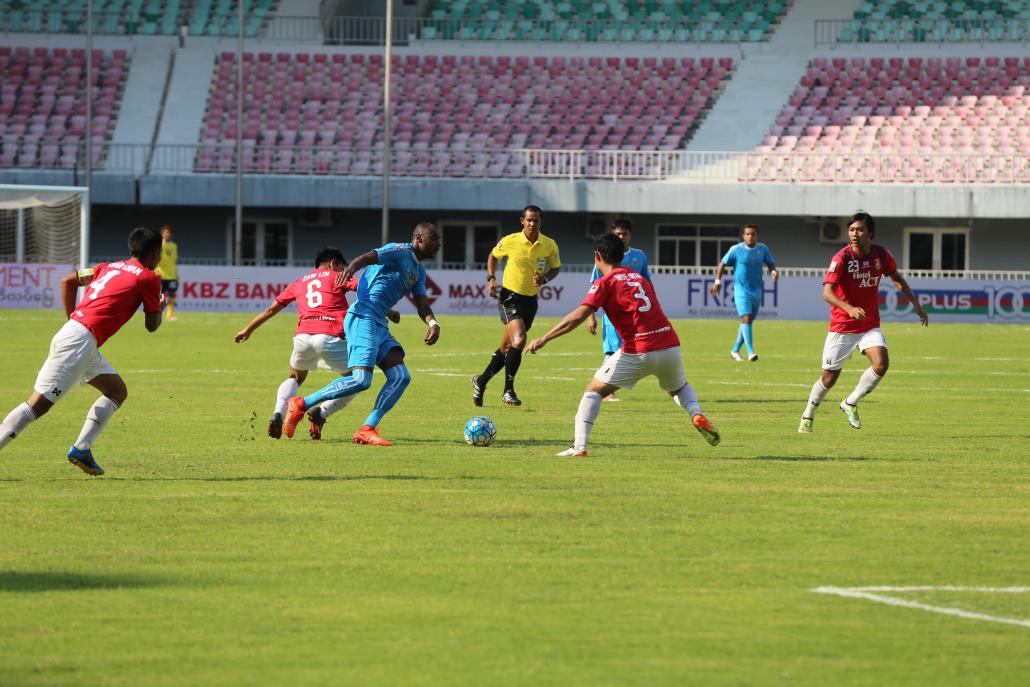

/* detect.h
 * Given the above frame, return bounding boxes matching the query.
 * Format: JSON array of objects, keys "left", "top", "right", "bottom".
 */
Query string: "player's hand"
[
  {"left": 234, "top": 330, "right": 249, "bottom": 343},
  {"left": 336, "top": 269, "right": 355, "bottom": 287},
  {"left": 424, "top": 323, "right": 440, "bottom": 345},
  {"left": 159, "top": 292, "right": 166, "bottom": 305},
  {"left": 532, "top": 273, "right": 546, "bottom": 286},
  {"left": 387, "top": 309, "right": 401, "bottom": 324},
  {"left": 916, "top": 307, "right": 929, "bottom": 326},
  {"left": 587, "top": 316, "right": 597, "bottom": 335},
  {"left": 488, "top": 283, "right": 501, "bottom": 299},
  {"left": 771, "top": 269, "right": 779, "bottom": 281},
  {"left": 528, "top": 337, "right": 546, "bottom": 354},
  {"left": 847, "top": 306, "right": 866, "bottom": 321},
  {"left": 709, "top": 282, "right": 719, "bottom": 296}
]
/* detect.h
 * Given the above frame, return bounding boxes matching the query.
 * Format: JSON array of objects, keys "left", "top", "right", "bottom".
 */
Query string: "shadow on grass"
[
  {"left": 722, "top": 454, "right": 873, "bottom": 462},
  {"left": 107, "top": 474, "right": 482, "bottom": 483},
  {"left": 0, "top": 571, "right": 162, "bottom": 592}
]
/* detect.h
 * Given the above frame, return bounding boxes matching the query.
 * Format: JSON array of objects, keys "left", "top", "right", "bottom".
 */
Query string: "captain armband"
[{"left": 77, "top": 267, "right": 95, "bottom": 283}]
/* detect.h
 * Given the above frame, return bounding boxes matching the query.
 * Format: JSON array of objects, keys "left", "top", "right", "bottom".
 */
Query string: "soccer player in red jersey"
[
  {"left": 798, "top": 211, "right": 928, "bottom": 433},
  {"left": 0, "top": 227, "right": 164, "bottom": 475},
  {"left": 233, "top": 247, "right": 399, "bottom": 440},
  {"left": 528, "top": 233, "right": 720, "bottom": 457}
]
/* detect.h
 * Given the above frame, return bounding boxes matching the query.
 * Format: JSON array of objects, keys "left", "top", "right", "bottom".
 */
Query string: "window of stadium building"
[
  {"left": 438, "top": 222, "right": 501, "bottom": 268},
  {"left": 226, "top": 219, "right": 293, "bottom": 266},
  {"left": 903, "top": 227, "right": 969, "bottom": 272},
  {"left": 656, "top": 225, "right": 739, "bottom": 267}
]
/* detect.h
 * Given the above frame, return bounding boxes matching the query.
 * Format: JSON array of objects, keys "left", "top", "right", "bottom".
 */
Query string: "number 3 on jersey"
[
  {"left": 628, "top": 280, "right": 651, "bottom": 311},
  {"left": 305, "top": 279, "right": 323, "bottom": 308},
  {"left": 88, "top": 269, "right": 122, "bottom": 300}
]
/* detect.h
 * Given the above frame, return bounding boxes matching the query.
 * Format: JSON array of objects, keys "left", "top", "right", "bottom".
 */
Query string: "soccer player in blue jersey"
[
  {"left": 283, "top": 223, "right": 442, "bottom": 446},
  {"left": 586, "top": 218, "right": 651, "bottom": 401},
  {"left": 710, "top": 224, "right": 778, "bottom": 361}
]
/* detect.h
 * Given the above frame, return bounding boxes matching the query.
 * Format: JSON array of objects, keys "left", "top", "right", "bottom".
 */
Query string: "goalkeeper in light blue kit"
[
  {"left": 586, "top": 218, "right": 650, "bottom": 401},
  {"left": 710, "top": 224, "right": 778, "bottom": 361},
  {"left": 283, "top": 223, "right": 443, "bottom": 446}
]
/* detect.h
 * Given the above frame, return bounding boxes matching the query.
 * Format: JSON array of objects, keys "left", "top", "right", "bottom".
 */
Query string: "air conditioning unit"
[
  {"left": 819, "top": 218, "right": 846, "bottom": 244},
  {"left": 300, "top": 207, "right": 333, "bottom": 228},
  {"left": 585, "top": 213, "right": 617, "bottom": 240}
]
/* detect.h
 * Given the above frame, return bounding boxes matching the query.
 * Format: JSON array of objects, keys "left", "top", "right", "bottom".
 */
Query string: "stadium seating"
[
  {"left": 751, "top": 56, "right": 1030, "bottom": 182},
  {"left": 0, "top": 0, "right": 277, "bottom": 37},
  {"left": 195, "top": 52, "right": 734, "bottom": 176},
  {"left": 841, "top": 0, "right": 1030, "bottom": 42},
  {"left": 423, "top": 0, "right": 788, "bottom": 41},
  {"left": 0, "top": 46, "right": 129, "bottom": 169}
]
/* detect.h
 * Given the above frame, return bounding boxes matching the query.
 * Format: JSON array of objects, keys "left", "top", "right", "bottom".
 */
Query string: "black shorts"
[
  {"left": 497, "top": 288, "right": 538, "bottom": 330},
  {"left": 161, "top": 279, "right": 178, "bottom": 295}
]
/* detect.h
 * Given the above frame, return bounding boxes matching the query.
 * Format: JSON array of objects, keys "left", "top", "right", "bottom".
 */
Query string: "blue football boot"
[{"left": 67, "top": 446, "right": 105, "bottom": 476}]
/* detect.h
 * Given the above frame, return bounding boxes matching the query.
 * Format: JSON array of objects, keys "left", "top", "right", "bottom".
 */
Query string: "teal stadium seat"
[{"left": 841, "top": 0, "right": 1030, "bottom": 41}]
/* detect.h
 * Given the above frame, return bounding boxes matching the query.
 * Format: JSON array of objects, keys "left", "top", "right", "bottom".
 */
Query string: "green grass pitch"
[{"left": 0, "top": 309, "right": 1027, "bottom": 686}]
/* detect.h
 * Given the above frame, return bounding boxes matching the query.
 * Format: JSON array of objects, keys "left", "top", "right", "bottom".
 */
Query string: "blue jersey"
[
  {"left": 349, "top": 242, "right": 427, "bottom": 322},
  {"left": 721, "top": 242, "right": 775, "bottom": 296}
]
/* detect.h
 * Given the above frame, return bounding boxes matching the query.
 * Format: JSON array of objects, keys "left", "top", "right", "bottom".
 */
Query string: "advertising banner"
[
  {"left": 0, "top": 263, "right": 71, "bottom": 310},
  {"left": 4, "top": 264, "right": 1027, "bottom": 324}
]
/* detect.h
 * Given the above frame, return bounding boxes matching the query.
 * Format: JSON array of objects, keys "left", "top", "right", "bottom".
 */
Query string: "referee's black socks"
[
  {"left": 504, "top": 348, "right": 523, "bottom": 392},
  {"left": 479, "top": 348, "right": 506, "bottom": 383}
]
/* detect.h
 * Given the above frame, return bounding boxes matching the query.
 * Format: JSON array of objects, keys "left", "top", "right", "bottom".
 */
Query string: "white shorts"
[
  {"left": 290, "top": 334, "right": 350, "bottom": 373},
  {"left": 821, "top": 328, "right": 888, "bottom": 370},
  {"left": 34, "top": 320, "right": 117, "bottom": 402},
  {"left": 594, "top": 346, "right": 688, "bottom": 391}
]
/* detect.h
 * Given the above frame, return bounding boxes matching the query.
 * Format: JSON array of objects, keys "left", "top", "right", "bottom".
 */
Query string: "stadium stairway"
[
  {"left": 111, "top": 44, "right": 172, "bottom": 171},
  {"left": 154, "top": 46, "right": 215, "bottom": 171},
  {"left": 688, "top": 0, "right": 864, "bottom": 151}
]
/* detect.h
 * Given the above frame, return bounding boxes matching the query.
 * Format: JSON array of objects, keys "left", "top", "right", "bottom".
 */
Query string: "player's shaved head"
[
  {"left": 314, "top": 246, "right": 345, "bottom": 267},
  {"left": 129, "top": 226, "right": 162, "bottom": 259},
  {"left": 412, "top": 222, "right": 438, "bottom": 240},
  {"left": 595, "top": 232, "right": 625, "bottom": 266}
]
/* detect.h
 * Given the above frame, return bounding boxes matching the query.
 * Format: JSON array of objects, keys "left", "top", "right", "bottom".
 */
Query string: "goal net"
[{"left": 0, "top": 185, "right": 89, "bottom": 267}]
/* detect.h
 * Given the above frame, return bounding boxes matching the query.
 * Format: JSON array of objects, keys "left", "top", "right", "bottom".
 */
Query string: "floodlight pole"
[
  {"left": 234, "top": 0, "right": 244, "bottom": 265},
  {"left": 84, "top": 0, "right": 93, "bottom": 265},
  {"left": 381, "top": 0, "right": 393, "bottom": 246}
]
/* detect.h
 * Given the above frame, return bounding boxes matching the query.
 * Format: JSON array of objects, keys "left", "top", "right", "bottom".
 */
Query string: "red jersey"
[
  {"left": 71, "top": 259, "right": 162, "bottom": 347},
  {"left": 823, "top": 244, "right": 897, "bottom": 334},
  {"left": 582, "top": 267, "right": 680, "bottom": 353},
  {"left": 275, "top": 269, "right": 357, "bottom": 337}
]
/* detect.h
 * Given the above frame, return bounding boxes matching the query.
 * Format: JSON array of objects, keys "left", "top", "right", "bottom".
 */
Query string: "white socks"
[
  {"left": 0, "top": 402, "right": 37, "bottom": 450},
  {"left": 319, "top": 394, "right": 354, "bottom": 419},
  {"left": 274, "top": 378, "right": 299, "bottom": 417},
  {"left": 574, "top": 391, "right": 603, "bottom": 450},
  {"left": 73, "top": 397, "right": 119, "bottom": 451},
  {"left": 804, "top": 379, "right": 830, "bottom": 419},
  {"left": 672, "top": 384, "right": 702, "bottom": 417},
  {"left": 846, "top": 368, "right": 884, "bottom": 406}
]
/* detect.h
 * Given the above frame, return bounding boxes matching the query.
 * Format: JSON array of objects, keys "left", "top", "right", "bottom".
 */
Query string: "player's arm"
[
  {"left": 412, "top": 295, "right": 440, "bottom": 345},
  {"left": 710, "top": 261, "right": 727, "bottom": 296},
  {"left": 234, "top": 301, "right": 286, "bottom": 342},
  {"left": 821, "top": 283, "right": 865, "bottom": 321},
  {"left": 387, "top": 309, "right": 401, "bottom": 324},
  {"left": 486, "top": 252, "right": 501, "bottom": 298},
  {"left": 337, "top": 250, "right": 378, "bottom": 285},
  {"left": 586, "top": 267, "right": 600, "bottom": 334},
  {"left": 61, "top": 270, "right": 87, "bottom": 317},
  {"left": 528, "top": 305, "right": 595, "bottom": 353},
  {"left": 888, "top": 271, "right": 929, "bottom": 326}
]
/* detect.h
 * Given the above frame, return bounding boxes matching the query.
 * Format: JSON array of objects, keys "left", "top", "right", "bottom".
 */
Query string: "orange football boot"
[
  {"left": 283, "top": 397, "right": 306, "bottom": 439},
  {"left": 353, "top": 424, "right": 393, "bottom": 446}
]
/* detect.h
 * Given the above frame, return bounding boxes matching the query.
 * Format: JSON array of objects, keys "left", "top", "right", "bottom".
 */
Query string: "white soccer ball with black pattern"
[{"left": 463, "top": 416, "right": 497, "bottom": 446}]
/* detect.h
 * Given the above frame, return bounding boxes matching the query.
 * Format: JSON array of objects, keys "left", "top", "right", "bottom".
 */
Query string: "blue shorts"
[
  {"left": 734, "top": 290, "right": 761, "bottom": 319},
  {"left": 345, "top": 312, "right": 405, "bottom": 369},
  {"left": 600, "top": 311, "right": 623, "bottom": 355}
]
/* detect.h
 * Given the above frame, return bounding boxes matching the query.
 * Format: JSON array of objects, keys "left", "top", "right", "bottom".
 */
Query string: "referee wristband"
[
  {"left": 487, "top": 275, "right": 496, "bottom": 282},
  {"left": 427, "top": 318, "right": 440, "bottom": 328}
]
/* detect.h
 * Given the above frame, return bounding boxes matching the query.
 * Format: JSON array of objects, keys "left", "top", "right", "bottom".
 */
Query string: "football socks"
[
  {"left": 275, "top": 378, "right": 299, "bottom": 417},
  {"left": 672, "top": 384, "right": 702, "bottom": 417},
  {"left": 574, "top": 390, "right": 603, "bottom": 451},
  {"left": 478, "top": 349, "right": 506, "bottom": 384},
  {"left": 503, "top": 348, "right": 523, "bottom": 392},
  {"left": 73, "top": 397, "right": 119, "bottom": 451},
  {"left": 804, "top": 379, "right": 831, "bottom": 419},
  {"left": 363, "top": 364, "right": 411, "bottom": 429},
  {"left": 303, "top": 368, "right": 371, "bottom": 407},
  {"left": 846, "top": 367, "right": 884, "bottom": 406},
  {"left": 0, "top": 402, "right": 37, "bottom": 450},
  {"left": 741, "top": 322, "right": 754, "bottom": 356}
]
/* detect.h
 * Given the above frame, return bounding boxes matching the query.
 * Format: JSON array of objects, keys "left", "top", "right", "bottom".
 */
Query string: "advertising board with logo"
[{"left": 0, "top": 263, "right": 71, "bottom": 309}]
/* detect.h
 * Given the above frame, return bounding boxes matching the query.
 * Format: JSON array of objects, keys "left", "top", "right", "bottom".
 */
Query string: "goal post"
[{"left": 0, "top": 184, "right": 90, "bottom": 268}]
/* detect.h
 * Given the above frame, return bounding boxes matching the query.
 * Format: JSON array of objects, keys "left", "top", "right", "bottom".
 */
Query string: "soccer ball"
[{"left": 463, "top": 416, "right": 497, "bottom": 446}]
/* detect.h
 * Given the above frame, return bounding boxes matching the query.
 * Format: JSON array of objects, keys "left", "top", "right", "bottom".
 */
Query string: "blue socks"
[
  {"left": 741, "top": 323, "right": 754, "bottom": 355},
  {"left": 303, "top": 368, "right": 372, "bottom": 407},
  {"left": 732, "top": 326, "right": 744, "bottom": 353},
  {"left": 364, "top": 364, "right": 411, "bottom": 428}
]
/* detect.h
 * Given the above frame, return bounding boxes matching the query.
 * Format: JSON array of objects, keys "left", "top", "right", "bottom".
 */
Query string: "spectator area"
[
  {"left": 424, "top": 0, "right": 789, "bottom": 41},
  {"left": 196, "top": 52, "right": 734, "bottom": 175},
  {"left": 842, "top": 0, "right": 1030, "bottom": 41},
  {"left": 0, "top": 47, "right": 130, "bottom": 168},
  {"left": 0, "top": 0, "right": 278, "bottom": 37}
]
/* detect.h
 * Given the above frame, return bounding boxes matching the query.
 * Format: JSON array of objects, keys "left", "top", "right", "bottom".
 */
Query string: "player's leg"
[
  {"left": 656, "top": 348, "right": 720, "bottom": 446},
  {"left": 840, "top": 331, "right": 889, "bottom": 429},
  {"left": 354, "top": 344, "right": 409, "bottom": 446},
  {"left": 66, "top": 369, "right": 126, "bottom": 476},
  {"left": 600, "top": 313, "right": 622, "bottom": 401},
  {"left": 165, "top": 281, "right": 177, "bottom": 320},
  {"left": 0, "top": 392, "right": 52, "bottom": 451},
  {"left": 744, "top": 297, "right": 760, "bottom": 361},
  {"left": 307, "top": 336, "right": 354, "bottom": 440},
  {"left": 799, "top": 332, "right": 851, "bottom": 432},
  {"left": 559, "top": 350, "right": 639, "bottom": 456},
  {"left": 272, "top": 335, "right": 316, "bottom": 439}
]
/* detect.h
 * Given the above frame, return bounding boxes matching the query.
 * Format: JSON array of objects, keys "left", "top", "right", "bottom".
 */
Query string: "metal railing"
[
  {"left": 814, "top": 18, "right": 1030, "bottom": 47},
  {"left": 4, "top": 141, "right": 1030, "bottom": 185}
]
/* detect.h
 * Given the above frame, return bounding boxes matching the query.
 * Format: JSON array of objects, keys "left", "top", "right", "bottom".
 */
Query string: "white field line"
[{"left": 812, "top": 586, "right": 1030, "bottom": 629}]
